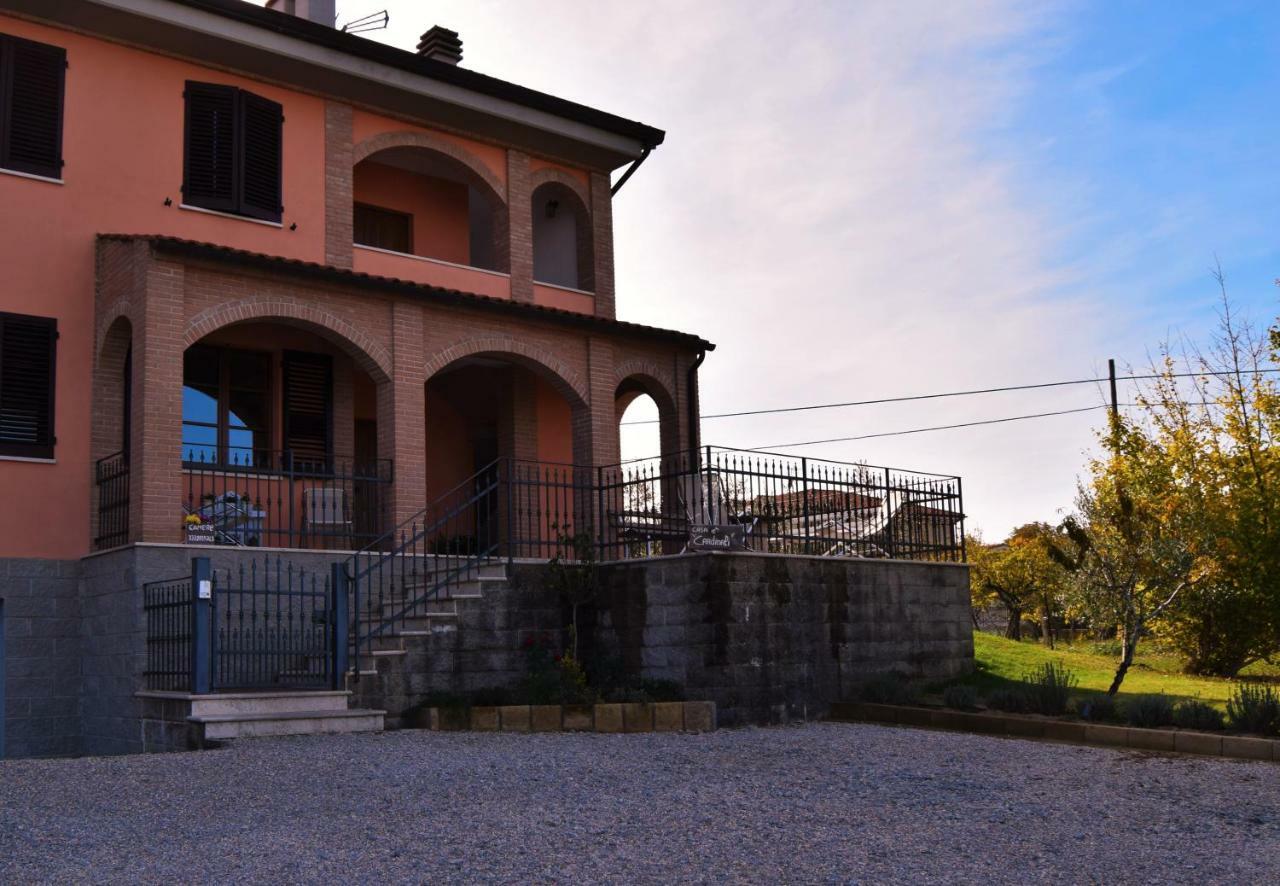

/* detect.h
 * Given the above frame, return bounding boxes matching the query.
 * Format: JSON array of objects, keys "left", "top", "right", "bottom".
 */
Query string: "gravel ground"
[{"left": 1, "top": 723, "right": 1278, "bottom": 884}]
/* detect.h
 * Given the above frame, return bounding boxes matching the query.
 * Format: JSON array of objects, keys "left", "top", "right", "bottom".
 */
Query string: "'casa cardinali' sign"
[{"left": 687, "top": 524, "right": 747, "bottom": 552}]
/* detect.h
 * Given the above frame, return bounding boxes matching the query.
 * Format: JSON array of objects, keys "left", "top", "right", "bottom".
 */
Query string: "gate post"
[
  {"left": 191, "top": 557, "right": 213, "bottom": 694},
  {"left": 330, "top": 563, "right": 349, "bottom": 691}
]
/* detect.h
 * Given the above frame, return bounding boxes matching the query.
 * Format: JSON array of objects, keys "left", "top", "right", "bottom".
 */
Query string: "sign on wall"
[{"left": 687, "top": 524, "right": 748, "bottom": 553}]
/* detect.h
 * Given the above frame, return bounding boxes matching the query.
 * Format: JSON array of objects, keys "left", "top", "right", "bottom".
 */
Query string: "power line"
[
  {"left": 619, "top": 367, "right": 1280, "bottom": 426},
  {"left": 748, "top": 405, "right": 1107, "bottom": 451}
]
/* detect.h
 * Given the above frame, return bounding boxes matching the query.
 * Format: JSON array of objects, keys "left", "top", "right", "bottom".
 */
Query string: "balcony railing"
[{"left": 182, "top": 450, "right": 393, "bottom": 550}]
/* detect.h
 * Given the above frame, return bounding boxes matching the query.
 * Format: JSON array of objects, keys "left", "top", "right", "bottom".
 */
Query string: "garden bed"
[
  {"left": 412, "top": 701, "right": 717, "bottom": 734},
  {"left": 830, "top": 702, "right": 1280, "bottom": 762}
]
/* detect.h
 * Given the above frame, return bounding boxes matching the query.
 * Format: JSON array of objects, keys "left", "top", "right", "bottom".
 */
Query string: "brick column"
[
  {"left": 379, "top": 301, "right": 426, "bottom": 528},
  {"left": 325, "top": 102, "right": 354, "bottom": 269},
  {"left": 133, "top": 250, "right": 186, "bottom": 543},
  {"left": 506, "top": 150, "right": 534, "bottom": 303},
  {"left": 589, "top": 172, "right": 616, "bottom": 319},
  {"left": 583, "top": 337, "right": 619, "bottom": 467}
]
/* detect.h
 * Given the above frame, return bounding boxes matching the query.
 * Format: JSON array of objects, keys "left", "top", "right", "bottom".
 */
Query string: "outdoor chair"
[{"left": 303, "top": 487, "right": 352, "bottom": 549}]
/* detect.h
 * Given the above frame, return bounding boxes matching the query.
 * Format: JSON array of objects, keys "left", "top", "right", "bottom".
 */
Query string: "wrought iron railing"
[
  {"left": 345, "top": 448, "right": 964, "bottom": 664},
  {"left": 182, "top": 450, "right": 393, "bottom": 550},
  {"left": 596, "top": 447, "right": 966, "bottom": 562},
  {"left": 94, "top": 451, "right": 130, "bottom": 550},
  {"left": 348, "top": 460, "right": 503, "bottom": 657},
  {"left": 143, "top": 572, "right": 195, "bottom": 691},
  {"left": 142, "top": 555, "right": 346, "bottom": 693}
]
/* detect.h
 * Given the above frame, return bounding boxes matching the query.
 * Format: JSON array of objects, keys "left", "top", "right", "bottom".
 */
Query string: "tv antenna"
[{"left": 341, "top": 10, "right": 390, "bottom": 34}]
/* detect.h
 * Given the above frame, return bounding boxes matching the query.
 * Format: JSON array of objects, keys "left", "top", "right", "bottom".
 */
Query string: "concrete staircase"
[
  {"left": 137, "top": 689, "right": 385, "bottom": 749},
  {"left": 348, "top": 559, "right": 512, "bottom": 726}
]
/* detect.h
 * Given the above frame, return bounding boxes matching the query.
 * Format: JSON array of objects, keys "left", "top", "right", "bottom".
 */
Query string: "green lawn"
[{"left": 932, "top": 633, "right": 1279, "bottom": 710}]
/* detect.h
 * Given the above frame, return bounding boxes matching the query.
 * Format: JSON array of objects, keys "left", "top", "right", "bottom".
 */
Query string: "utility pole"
[{"left": 1108, "top": 359, "right": 1119, "bottom": 421}]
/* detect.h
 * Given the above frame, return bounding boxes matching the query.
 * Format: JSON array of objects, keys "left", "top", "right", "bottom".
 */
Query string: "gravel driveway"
[{"left": 1, "top": 723, "right": 1278, "bottom": 884}]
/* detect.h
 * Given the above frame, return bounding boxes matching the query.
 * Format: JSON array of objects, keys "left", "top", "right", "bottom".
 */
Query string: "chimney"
[
  {"left": 417, "top": 26, "right": 463, "bottom": 65},
  {"left": 265, "top": 0, "right": 337, "bottom": 27}
]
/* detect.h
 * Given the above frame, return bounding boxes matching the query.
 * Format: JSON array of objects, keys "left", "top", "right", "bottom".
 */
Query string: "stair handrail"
[{"left": 346, "top": 458, "right": 506, "bottom": 659}]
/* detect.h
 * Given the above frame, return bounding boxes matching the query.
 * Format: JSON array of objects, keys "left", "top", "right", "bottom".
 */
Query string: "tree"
[
  {"left": 1094, "top": 278, "right": 1280, "bottom": 675},
  {"left": 1050, "top": 419, "right": 1197, "bottom": 694},
  {"left": 969, "top": 524, "right": 1069, "bottom": 643}
]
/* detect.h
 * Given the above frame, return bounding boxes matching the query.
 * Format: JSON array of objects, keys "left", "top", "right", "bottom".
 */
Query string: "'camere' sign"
[{"left": 687, "top": 524, "right": 747, "bottom": 552}]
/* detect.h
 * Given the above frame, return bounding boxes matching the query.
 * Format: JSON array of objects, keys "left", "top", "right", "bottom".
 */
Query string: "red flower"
[
  {"left": 552, "top": 654, "right": 562, "bottom": 663},
  {"left": 522, "top": 635, "right": 534, "bottom": 648}
]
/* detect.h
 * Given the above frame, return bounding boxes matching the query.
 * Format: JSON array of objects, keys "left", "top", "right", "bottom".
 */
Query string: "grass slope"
[{"left": 935, "top": 633, "right": 1278, "bottom": 709}]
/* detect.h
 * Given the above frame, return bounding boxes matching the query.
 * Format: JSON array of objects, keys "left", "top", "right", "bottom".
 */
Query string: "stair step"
[
  {"left": 142, "top": 690, "right": 352, "bottom": 718},
  {"left": 190, "top": 708, "right": 386, "bottom": 740}
]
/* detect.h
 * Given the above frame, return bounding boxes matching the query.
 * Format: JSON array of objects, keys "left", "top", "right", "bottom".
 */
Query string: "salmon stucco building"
[{"left": 0, "top": 0, "right": 971, "bottom": 758}]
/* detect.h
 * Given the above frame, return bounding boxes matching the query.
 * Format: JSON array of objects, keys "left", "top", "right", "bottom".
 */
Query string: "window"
[
  {"left": 0, "top": 312, "right": 57, "bottom": 459},
  {"left": 183, "top": 81, "right": 283, "bottom": 222},
  {"left": 354, "top": 203, "right": 413, "bottom": 254},
  {"left": 182, "top": 346, "right": 271, "bottom": 466},
  {"left": 282, "top": 351, "right": 332, "bottom": 470},
  {"left": 0, "top": 33, "right": 67, "bottom": 180}
]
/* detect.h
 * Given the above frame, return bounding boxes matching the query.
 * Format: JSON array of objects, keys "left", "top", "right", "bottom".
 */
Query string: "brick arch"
[
  {"left": 95, "top": 304, "right": 137, "bottom": 360},
  {"left": 353, "top": 130, "right": 506, "bottom": 206},
  {"left": 423, "top": 336, "right": 589, "bottom": 408},
  {"left": 529, "top": 168, "right": 591, "bottom": 217},
  {"left": 614, "top": 359, "right": 682, "bottom": 460},
  {"left": 185, "top": 298, "right": 393, "bottom": 383}
]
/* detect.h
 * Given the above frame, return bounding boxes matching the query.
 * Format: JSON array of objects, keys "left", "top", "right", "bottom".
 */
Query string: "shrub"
[
  {"left": 1173, "top": 700, "right": 1225, "bottom": 732},
  {"left": 1076, "top": 694, "right": 1118, "bottom": 723},
  {"left": 985, "top": 687, "right": 1030, "bottom": 714},
  {"left": 858, "top": 672, "right": 919, "bottom": 705},
  {"left": 1225, "top": 684, "right": 1280, "bottom": 736},
  {"left": 942, "top": 685, "right": 980, "bottom": 711},
  {"left": 1022, "top": 662, "right": 1077, "bottom": 715},
  {"left": 1123, "top": 694, "right": 1175, "bottom": 729}
]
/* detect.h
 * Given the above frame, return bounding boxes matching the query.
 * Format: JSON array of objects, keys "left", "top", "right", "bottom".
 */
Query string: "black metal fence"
[
  {"left": 143, "top": 556, "right": 347, "bottom": 693},
  {"left": 143, "top": 572, "right": 195, "bottom": 691},
  {"left": 595, "top": 447, "right": 966, "bottom": 563},
  {"left": 94, "top": 451, "right": 130, "bottom": 550},
  {"left": 181, "top": 450, "right": 393, "bottom": 550},
  {"left": 494, "top": 447, "right": 964, "bottom": 562}
]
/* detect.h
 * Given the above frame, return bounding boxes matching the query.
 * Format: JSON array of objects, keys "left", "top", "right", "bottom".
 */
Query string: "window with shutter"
[
  {"left": 282, "top": 351, "right": 332, "bottom": 472},
  {"left": 0, "top": 33, "right": 66, "bottom": 180},
  {"left": 183, "top": 81, "right": 283, "bottom": 222},
  {"left": 354, "top": 203, "right": 413, "bottom": 253},
  {"left": 0, "top": 312, "right": 57, "bottom": 460}
]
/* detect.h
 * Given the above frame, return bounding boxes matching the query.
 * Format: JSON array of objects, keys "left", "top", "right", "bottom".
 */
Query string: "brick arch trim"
[
  {"left": 96, "top": 307, "right": 137, "bottom": 360},
  {"left": 529, "top": 168, "right": 591, "bottom": 218},
  {"left": 424, "top": 336, "right": 589, "bottom": 407},
  {"left": 614, "top": 360, "right": 678, "bottom": 413},
  {"left": 353, "top": 130, "right": 506, "bottom": 205},
  {"left": 185, "top": 299, "right": 393, "bottom": 383}
]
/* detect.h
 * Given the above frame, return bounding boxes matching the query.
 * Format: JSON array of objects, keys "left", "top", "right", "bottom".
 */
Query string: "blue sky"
[
  {"left": 1007, "top": 0, "right": 1280, "bottom": 340},
  {"left": 286, "top": 0, "right": 1279, "bottom": 537}
]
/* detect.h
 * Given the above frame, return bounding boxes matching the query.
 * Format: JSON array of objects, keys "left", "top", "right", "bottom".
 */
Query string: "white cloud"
[{"left": 317, "top": 0, "right": 1137, "bottom": 536}]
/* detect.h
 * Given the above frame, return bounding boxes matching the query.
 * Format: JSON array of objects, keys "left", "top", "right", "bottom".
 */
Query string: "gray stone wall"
[
  {"left": 0, "top": 558, "right": 83, "bottom": 759},
  {"left": 594, "top": 553, "right": 973, "bottom": 727}
]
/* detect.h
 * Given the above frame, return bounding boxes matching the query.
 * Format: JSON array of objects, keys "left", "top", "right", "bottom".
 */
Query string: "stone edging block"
[
  {"left": 422, "top": 701, "right": 717, "bottom": 734},
  {"left": 829, "top": 702, "right": 1278, "bottom": 763}
]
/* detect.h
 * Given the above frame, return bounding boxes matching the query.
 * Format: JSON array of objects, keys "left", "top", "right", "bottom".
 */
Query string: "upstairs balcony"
[{"left": 350, "top": 143, "right": 597, "bottom": 313}]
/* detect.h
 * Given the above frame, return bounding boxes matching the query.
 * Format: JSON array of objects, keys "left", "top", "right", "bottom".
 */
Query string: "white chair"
[{"left": 303, "top": 487, "right": 352, "bottom": 548}]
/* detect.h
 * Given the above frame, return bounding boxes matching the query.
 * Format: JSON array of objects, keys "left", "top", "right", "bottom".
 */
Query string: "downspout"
[
  {"left": 687, "top": 349, "right": 707, "bottom": 453},
  {"left": 611, "top": 147, "right": 652, "bottom": 196}
]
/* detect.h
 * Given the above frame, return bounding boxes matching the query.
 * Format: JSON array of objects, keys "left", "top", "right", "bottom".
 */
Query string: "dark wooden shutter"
[
  {"left": 282, "top": 352, "right": 332, "bottom": 470},
  {"left": 0, "top": 35, "right": 66, "bottom": 179},
  {"left": 183, "top": 81, "right": 237, "bottom": 213},
  {"left": 238, "top": 91, "right": 283, "bottom": 222},
  {"left": 0, "top": 312, "right": 57, "bottom": 459}
]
